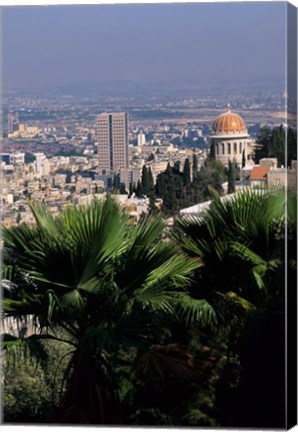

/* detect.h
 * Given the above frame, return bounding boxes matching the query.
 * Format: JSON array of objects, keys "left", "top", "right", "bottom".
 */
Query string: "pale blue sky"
[{"left": 2, "top": 2, "right": 287, "bottom": 92}]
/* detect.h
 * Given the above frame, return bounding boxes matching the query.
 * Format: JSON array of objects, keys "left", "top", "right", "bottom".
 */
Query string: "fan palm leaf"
[
  {"left": 2, "top": 196, "right": 205, "bottom": 423},
  {"left": 173, "top": 187, "right": 286, "bottom": 318}
]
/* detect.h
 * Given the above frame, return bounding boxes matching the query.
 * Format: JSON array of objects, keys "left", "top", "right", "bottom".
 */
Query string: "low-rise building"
[
  {"left": 267, "top": 160, "right": 297, "bottom": 190},
  {"left": 1, "top": 152, "right": 25, "bottom": 165},
  {"left": 119, "top": 167, "right": 142, "bottom": 191},
  {"left": 249, "top": 165, "right": 271, "bottom": 187}
]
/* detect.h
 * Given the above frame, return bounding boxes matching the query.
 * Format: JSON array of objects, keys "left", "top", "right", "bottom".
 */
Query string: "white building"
[
  {"left": 34, "top": 152, "right": 50, "bottom": 176},
  {"left": 210, "top": 110, "right": 255, "bottom": 167},
  {"left": 137, "top": 133, "right": 146, "bottom": 147},
  {"left": 0, "top": 152, "right": 25, "bottom": 165}
]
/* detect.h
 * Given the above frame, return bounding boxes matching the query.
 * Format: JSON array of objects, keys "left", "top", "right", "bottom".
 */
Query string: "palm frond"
[
  {"left": 27, "top": 199, "right": 60, "bottom": 236},
  {"left": 135, "top": 343, "right": 198, "bottom": 387},
  {"left": 2, "top": 333, "right": 50, "bottom": 368},
  {"left": 174, "top": 293, "right": 217, "bottom": 326},
  {"left": 134, "top": 253, "right": 199, "bottom": 314},
  {"left": 60, "top": 289, "right": 86, "bottom": 314},
  {"left": 216, "top": 291, "right": 256, "bottom": 312},
  {"left": 114, "top": 307, "right": 157, "bottom": 348},
  {"left": 114, "top": 217, "right": 172, "bottom": 295},
  {"left": 231, "top": 242, "right": 267, "bottom": 267}
]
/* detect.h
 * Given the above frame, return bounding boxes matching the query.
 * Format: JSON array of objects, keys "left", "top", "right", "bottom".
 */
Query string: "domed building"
[{"left": 210, "top": 110, "right": 254, "bottom": 166}]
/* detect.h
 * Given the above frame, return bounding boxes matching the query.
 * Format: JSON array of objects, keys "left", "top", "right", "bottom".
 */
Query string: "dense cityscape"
[{"left": 1, "top": 88, "right": 296, "bottom": 227}]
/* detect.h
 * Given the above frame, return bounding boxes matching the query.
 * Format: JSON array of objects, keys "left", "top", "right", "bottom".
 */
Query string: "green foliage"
[
  {"left": 1, "top": 190, "right": 292, "bottom": 427},
  {"left": 227, "top": 160, "right": 236, "bottom": 194},
  {"left": 193, "top": 159, "right": 226, "bottom": 199},
  {"left": 148, "top": 167, "right": 155, "bottom": 194},
  {"left": 136, "top": 180, "right": 143, "bottom": 197},
  {"left": 141, "top": 165, "right": 150, "bottom": 195},
  {"left": 241, "top": 149, "right": 246, "bottom": 168},
  {"left": 287, "top": 126, "right": 297, "bottom": 165},
  {"left": 25, "top": 153, "right": 36, "bottom": 164},
  {"left": 174, "top": 188, "right": 290, "bottom": 428},
  {"left": 155, "top": 164, "right": 185, "bottom": 214},
  {"left": 54, "top": 149, "right": 83, "bottom": 157},
  {"left": 2, "top": 337, "right": 69, "bottom": 423},
  {"left": 3, "top": 365, "right": 52, "bottom": 422},
  {"left": 112, "top": 173, "right": 119, "bottom": 191},
  {"left": 271, "top": 125, "right": 285, "bottom": 165},
  {"left": 209, "top": 142, "right": 216, "bottom": 160},
  {"left": 129, "top": 182, "right": 133, "bottom": 197},
  {"left": 254, "top": 126, "right": 274, "bottom": 163},
  {"left": 2, "top": 197, "right": 201, "bottom": 424},
  {"left": 254, "top": 124, "right": 297, "bottom": 166},
  {"left": 119, "top": 183, "right": 127, "bottom": 194},
  {"left": 192, "top": 154, "right": 198, "bottom": 179},
  {"left": 141, "top": 165, "right": 155, "bottom": 199},
  {"left": 174, "top": 188, "right": 286, "bottom": 314},
  {"left": 155, "top": 159, "right": 227, "bottom": 215},
  {"left": 183, "top": 158, "right": 191, "bottom": 186},
  {"left": 173, "top": 160, "right": 181, "bottom": 173}
]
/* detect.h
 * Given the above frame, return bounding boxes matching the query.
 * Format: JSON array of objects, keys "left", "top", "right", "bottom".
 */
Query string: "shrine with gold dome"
[{"left": 210, "top": 110, "right": 255, "bottom": 166}]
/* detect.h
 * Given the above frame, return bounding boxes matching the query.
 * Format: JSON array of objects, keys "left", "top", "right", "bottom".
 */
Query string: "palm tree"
[
  {"left": 173, "top": 187, "right": 292, "bottom": 428},
  {"left": 2, "top": 197, "right": 207, "bottom": 424},
  {"left": 174, "top": 188, "right": 286, "bottom": 313}
]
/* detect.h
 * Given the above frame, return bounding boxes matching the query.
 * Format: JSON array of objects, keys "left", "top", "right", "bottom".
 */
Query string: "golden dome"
[{"left": 212, "top": 110, "right": 247, "bottom": 135}]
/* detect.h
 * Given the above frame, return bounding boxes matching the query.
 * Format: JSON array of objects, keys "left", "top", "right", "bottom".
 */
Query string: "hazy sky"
[{"left": 2, "top": 2, "right": 287, "bottom": 93}]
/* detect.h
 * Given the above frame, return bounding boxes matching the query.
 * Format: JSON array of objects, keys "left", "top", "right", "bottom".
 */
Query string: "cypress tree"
[
  {"left": 148, "top": 195, "right": 157, "bottom": 215},
  {"left": 173, "top": 160, "right": 181, "bottom": 173},
  {"left": 155, "top": 171, "right": 167, "bottom": 199},
  {"left": 147, "top": 152, "right": 155, "bottom": 162},
  {"left": 136, "top": 180, "right": 143, "bottom": 198},
  {"left": 147, "top": 167, "right": 155, "bottom": 201},
  {"left": 183, "top": 158, "right": 191, "bottom": 186},
  {"left": 242, "top": 150, "right": 246, "bottom": 168},
  {"left": 119, "top": 183, "right": 127, "bottom": 194},
  {"left": 254, "top": 127, "right": 271, "bottom": 163},
  {"left": 129, "top": 182, "right": 133, "bottom": 197},
  {"left": 141, "top": 165, "right": 150, "bottom": 195},
  {"left": 165, "top": 162, "right": 172, "bottom": 174},
  {"left": 288, "top": 126, "right": 297, "bottom": 165},
  {"left": 228, "top": 160, "right": 236, "bottom": 194},
  {"left": 271, "top": 125, "right": 284, "bottom": 166},
  {"left": 193, "top": 153, "right": 198, "bottom": 179},
  {"left": 209, "top": 142, "right": 216, "bottom": 160},
  {"left": 112, "top": 174, "right": 119, "bottom": 192},
  {"left": 148, "top": 167, "right": 154, "bottom": 192}
]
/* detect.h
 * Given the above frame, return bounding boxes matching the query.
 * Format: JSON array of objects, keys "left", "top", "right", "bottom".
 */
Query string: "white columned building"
[{"left": 210, "top": 110, "right": 254, "bottom": 166}]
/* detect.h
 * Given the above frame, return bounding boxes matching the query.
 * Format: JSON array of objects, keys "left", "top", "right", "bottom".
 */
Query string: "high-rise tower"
[
  {"left": 7, "top": 111, "right": 19, "bottom": 133},
  {"left": 96, "top": 112, "right": 129, "bottom": 175},
  {"left": 8, "top": 112, "right": 14, "bottom": 133}
]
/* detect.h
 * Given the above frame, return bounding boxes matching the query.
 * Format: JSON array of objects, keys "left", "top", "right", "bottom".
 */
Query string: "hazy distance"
[{"left": 2, "top": 2, "right": 286, "bottom": 96}]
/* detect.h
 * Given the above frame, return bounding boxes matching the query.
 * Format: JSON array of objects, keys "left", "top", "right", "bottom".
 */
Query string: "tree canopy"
[
  {"left": 155, "top": 159, "right": 227, "bottom": 215},
  {"left": 254, "top": 124, "right": 297, "bottom": 166},
  {"left": 1, "top": 188, "right": 294, "bottom": 428},
  {"left": 2, "top": 197, "right": 209, "bottom": 424}
]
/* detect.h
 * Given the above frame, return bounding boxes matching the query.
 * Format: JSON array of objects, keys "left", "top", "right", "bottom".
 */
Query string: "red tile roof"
[{"left": 249, "top": 166, "right": 270, "bottom": 180}]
